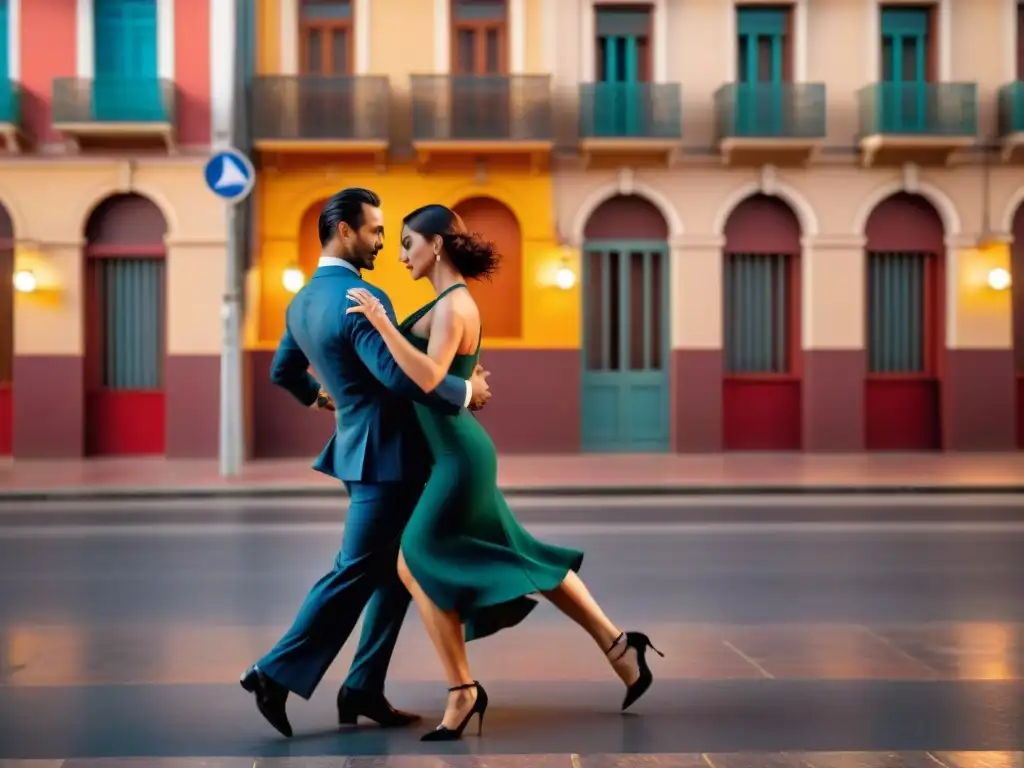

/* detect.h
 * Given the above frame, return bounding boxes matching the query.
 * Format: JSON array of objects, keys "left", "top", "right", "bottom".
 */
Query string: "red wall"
[
  {"left": 20, "top": 0, "right": 77, "bottom": 144},
  {"left": 174, "top": 0, "right": 212, "bottom": 146}
]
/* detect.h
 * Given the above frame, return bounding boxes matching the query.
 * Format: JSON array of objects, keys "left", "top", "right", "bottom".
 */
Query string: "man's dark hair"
[{"left": 318, "top": 187, "right": 381, "bottom": 246}]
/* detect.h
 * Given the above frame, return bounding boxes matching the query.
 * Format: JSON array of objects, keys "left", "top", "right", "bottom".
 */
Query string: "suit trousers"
[{"left": 257, "top": 479, "right": 423, "bottom": 699}]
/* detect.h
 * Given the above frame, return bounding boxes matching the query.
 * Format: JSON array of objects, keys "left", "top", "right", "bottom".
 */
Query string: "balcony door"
[
  {"left": 451, "top": 0, "right": 508, "bottom": 139},
  {"left": 736, "top": 8, "right": 788, "bottom": 136},
  {"left": 299, "top": 0, "right": 354, "bottom": 138},
  {"left": 880, "top": 7, "right": 929, "bottom": 132},
  {"left": 94, "top": 0, "right": 161, "bottom": 121},
  {"left": 594, "top": 8, "right": 650, "bottom": 136}
]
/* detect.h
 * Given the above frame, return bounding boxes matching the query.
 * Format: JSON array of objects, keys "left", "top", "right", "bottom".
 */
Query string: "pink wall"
[
  {"left": 174, "top": 0, "right": 212, "bottom": 146},
  {"left": 20, "top": 0, "right": 77, "bottom": 144},
  {"left": 17, "top": 0, "right": 211, "bottom": 147}
]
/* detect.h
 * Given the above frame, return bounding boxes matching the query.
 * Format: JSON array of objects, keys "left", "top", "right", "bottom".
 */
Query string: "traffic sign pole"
[
  {"left": 220, "top": 203, "right": 244, "bottom": 478},
  {"left": 204, "top": 148, "right": 256, "bottom": 478}
]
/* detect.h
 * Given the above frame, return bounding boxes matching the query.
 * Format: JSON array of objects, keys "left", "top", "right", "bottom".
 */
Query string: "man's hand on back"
[
  {"left": 468, "top": 365, "right": 491, "bottom": 411},
  {"left": 310, "top": 388, "right": 336, "bottom": 411}
]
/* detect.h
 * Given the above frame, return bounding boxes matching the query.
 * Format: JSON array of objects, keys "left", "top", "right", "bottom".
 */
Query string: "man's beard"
[{"left": 342, "top": 243, "right": 379, "bottom": 270}]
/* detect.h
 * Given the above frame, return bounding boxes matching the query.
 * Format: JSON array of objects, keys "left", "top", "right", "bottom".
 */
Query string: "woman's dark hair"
[
  {"left": 319, "top": 187, "right": 381, "bottom": 246},
  {"left": 402, "top": 204, "right": 500, "bottom": 281}
]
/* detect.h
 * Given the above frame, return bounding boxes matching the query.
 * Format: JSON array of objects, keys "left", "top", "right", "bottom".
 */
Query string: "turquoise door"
[
  {"left": 880, "top": 7, "right": 928, "bottom": 133},
  {"left": 736, "top": 8, "right": 785, "bottom": 136},
  {"left": 581, "top": 242, "right": 670, "bottom": 452},
  {"left": 593, "top": 9, "right": 648, "bottom": 137},
  {"left": 94, "top": 0, "right": 161, "bottom": 122},
  {"left": 0, "top": 0, "right": 10, "bottom": 124}
]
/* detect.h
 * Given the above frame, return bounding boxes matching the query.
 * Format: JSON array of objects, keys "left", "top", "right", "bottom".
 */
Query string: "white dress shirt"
[{"left": 319, "top": 256, "right": 474, "bottom": 408}]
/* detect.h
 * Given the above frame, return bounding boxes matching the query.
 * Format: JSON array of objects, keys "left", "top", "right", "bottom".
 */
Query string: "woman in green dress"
[{"left": 344, "top": 204, "right": 661, "bottom": 742}]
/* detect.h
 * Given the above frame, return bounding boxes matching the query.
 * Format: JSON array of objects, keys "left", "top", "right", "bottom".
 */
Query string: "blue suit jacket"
[{"left": 269, "top": 265, "right": 468, "bottom": 483}]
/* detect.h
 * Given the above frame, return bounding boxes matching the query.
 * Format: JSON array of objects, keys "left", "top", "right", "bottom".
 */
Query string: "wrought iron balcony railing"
[
  {"left": 52, "top": 77, "right": 175, "bottom": 124},
  {"left": 578, "top": 82, "right": 681, "bottom": 140},
  {"left": 410, "top": 75, "right": 553, "bottom": 142},
  {"left": 251, "top": 75, "right": 390, "bottom": 142},
  {"left": 714, "top": 82, "right": 826, "bottom": 139},
  {"left": 856, "top": 82, "right": 977, "bottom": 137},
  {"left": 997, "top": 81, "right": 1024, "bottom": 137}
]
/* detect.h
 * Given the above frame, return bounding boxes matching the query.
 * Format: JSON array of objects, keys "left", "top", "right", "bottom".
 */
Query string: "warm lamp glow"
[
  {"left": 554, "top": 265, "right": 576, "bottom": 290},
  {"left": 282, "top": 266, "right": 305, "bottom": 293},
  {"left": 987, "top": 267, "right": 1011, "bottom": 291},
  {"left": 13, "top": 270, "right": 37, "bottom": 293}
]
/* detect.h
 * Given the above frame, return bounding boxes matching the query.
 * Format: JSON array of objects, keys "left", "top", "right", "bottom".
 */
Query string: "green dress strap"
[{"left": 400, "top": 283, "right": 468, "bottom": 331}]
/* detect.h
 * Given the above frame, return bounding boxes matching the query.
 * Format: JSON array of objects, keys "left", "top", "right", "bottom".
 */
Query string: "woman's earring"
[{"left": 435, "top": 251, "right": 441, "bottom": 263}]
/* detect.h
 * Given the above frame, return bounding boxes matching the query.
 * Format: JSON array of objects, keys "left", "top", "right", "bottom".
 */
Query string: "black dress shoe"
[
  {"left": 240, "top": 665, "right": 293, "bottom": 738},
  {"left": 337, "top": 685, "right": 422, "bottom": 728}
]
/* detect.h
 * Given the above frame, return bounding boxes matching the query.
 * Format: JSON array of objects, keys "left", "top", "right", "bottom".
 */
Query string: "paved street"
[{"left": 0, "top": 496, "right": 1022, "bottom": 767}]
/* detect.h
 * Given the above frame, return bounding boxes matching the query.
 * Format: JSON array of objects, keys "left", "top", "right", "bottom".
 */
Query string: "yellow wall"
[
  {"left": 256, "top": 0, "right": 280, "bottom": 74},
  {"left": 249, "top": 162, "right": 576, "bottom": 351}
]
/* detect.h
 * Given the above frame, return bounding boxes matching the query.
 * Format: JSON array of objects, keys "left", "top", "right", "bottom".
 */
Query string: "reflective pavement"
[{"left": 0, "top": 496, "right": 1022, "bottom": 766}]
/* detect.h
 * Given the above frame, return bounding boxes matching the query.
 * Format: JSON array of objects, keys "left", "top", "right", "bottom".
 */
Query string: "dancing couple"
[{"left": 240, "top": 187, "right": 661, "bottom": 741}]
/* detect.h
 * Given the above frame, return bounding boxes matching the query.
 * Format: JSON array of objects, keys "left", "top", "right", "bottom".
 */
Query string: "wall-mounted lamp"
[
  {"left": 987, "top": 267, "right": 1011, "bottom": 291},
  {"left": 13, "top": 269, "right": 38, "bottom": 294},
  {"left": 554, "top": 262, "right": 576, "bottom": 290},
  {"left": 282, "top": 264, "right": 305, "bottom": 294}
]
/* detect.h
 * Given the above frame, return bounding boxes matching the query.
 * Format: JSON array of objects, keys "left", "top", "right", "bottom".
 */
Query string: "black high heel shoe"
[
  {"left": 420, "top": 681, "right": 488, "bottom": 742},
  {"left": 608, "top": 631, "right": 664, "bottom": 711}
]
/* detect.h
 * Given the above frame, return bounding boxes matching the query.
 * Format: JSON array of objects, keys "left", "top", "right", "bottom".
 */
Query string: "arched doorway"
[
  {"left": 580, "top": 194, "right": 670, "bottom": 452},
  {"left": 84, "top": 193, "right": 168, "bottom": 455},
  {"left": 298, "top": 199, "right": 324, "bottom": 279},
  {"left": 863, "top": 192, "right": 944, "bottom": 450},
  {"left": 452, "top": 197, "right": 523, "bottom": 339},
  {"left": 0, "top": 202, "right": 13, "bottom": 456},
  {"left": 721, "top": 194, "right": 802, "bottom": 450},
  {"left": 1013, "top": 202, "right": 1024, "bottom": 448}
]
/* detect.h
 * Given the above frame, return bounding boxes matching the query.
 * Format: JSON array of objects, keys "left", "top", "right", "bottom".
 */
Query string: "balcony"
[
  {"left": 0, "top": 80, "right": 25, "bottom": 152},
  {"left": 856, "top": 82, "right": 977, "bottom": 167},
  {"left": 52, "top": 77, "right": 176, "bottom": 151},
  {"left": 577, "top": 82, "right": 681, "bottom": 167},
  {"left": 997, "top": 82, "right": 1024, "bottom": 162},
  {"left": 714, "top": 83, "right": 826, "bottom": 166},
  {"left": 252, "top": 76, "right": 390, "bottom": 163},
  {"left": 410, "top": 75, "right": 554, "bottom": 171}
]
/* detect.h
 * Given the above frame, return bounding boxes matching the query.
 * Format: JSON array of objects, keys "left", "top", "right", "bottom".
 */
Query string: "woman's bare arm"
[{"left": 363, "top": 295, "right": 464, "bottom": 393}]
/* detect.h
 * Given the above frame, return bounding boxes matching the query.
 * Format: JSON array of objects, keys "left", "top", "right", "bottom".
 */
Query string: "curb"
[{"left": 2, "top": 483, "right": 1024, "bottom": 503}]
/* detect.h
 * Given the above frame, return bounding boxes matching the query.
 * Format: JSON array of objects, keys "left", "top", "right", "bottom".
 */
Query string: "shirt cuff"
[{"left": 463, "top": 380, "right": 473, "bottom": 408}]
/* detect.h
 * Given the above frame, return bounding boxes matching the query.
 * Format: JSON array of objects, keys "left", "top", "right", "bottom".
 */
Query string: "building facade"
[
  {"left": 248, "top": 0, "right": 1024, "bottom": 456},
  {"left": 0, "top": 0, "right": 230, "bottom": 459},
  {"left": 548, "top": 0, "right": 1024, "bottom": 454},
  {"left": 3, "top": 0, "right": 1023, "bottom": 459}
]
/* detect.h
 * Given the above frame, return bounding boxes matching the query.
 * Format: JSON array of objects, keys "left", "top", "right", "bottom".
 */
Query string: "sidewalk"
[{"left": 2, "top": 453, "right": 1024, "bottom": 500}]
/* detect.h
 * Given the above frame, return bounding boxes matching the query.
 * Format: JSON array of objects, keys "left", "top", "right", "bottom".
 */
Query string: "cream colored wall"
[
  {"left": 523, "top": 0, "right": 545, "bottom": 73},
  {"left": 552, "top": 0, "right": 1021, "bottom": 353},
  {"left": 950, "top": 0, "right": 1017, "bottom": 138},
  {"left": 557, "top": 165, "right": 1024, "bottom": 352},
  {"left": 0, "top": 160, "right": 227, "bottom": 357},
  {"left": 807, "top": 0, "right": 869, "bottom": 145}
]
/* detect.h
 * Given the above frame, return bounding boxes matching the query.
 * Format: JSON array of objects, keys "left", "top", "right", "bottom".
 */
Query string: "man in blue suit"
[{"left": 240, "top": 188, "right": 491, "bottom": 738}]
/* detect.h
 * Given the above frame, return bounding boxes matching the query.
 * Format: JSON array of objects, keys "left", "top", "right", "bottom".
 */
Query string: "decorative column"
[
  {"left": 801, "top": 234, "right": 867, "bottom": 451},
  {"left": 669, "top": 234, "right": 724, "bottom": 452}
]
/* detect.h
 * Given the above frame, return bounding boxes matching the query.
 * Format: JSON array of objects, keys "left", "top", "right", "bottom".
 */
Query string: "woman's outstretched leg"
[
  {"left": 396, "top": 550, "right": 479, "bottom": 731},
  {"left": 540, "top": 570, "right": 661, "bottom": 709}
]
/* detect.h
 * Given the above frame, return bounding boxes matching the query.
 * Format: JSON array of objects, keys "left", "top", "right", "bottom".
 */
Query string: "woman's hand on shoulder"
[{"left": 346, "top": 287, "right": 389, "bottom": 331}]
